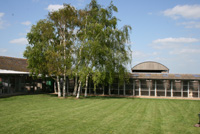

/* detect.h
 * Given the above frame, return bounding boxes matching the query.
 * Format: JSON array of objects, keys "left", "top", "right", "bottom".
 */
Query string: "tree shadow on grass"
[
  {"left": 44, "top": 92, "right": 137, "bottom": 100},
  {"left": 84, "top": 95, "right": 135, "bottom": 100},
  {"left": 0, "top": 92, "right": 51, "bottom": 99},
  {"left": 47, "top": 93, "right": 59, "bottom": 98},
  {"left": 0, "top": 92, "right": 136, "bottom": 100},
  {"left": 54, "top": 95, "right": 136, "bottom": 100}
]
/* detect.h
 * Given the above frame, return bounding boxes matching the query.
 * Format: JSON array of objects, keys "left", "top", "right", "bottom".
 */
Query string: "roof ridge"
[{"left": 0, "top": 56, "right": 27, "bottom": 61}]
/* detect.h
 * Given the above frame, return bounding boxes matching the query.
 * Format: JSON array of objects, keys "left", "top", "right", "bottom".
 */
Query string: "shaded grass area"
[{"left": 0, "top": 94, "right": 200, "bottom": 134}]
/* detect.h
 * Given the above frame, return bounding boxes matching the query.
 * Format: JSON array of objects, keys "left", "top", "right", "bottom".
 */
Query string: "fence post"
[
  {"left": 171, "top": 81, "right": 173, "bottom": 97},
  {"left": 181, "top": 81, "right": 183, "bottom": 97},
  {"left": 133, "top": 80, "right": 135, "bottom": 96},
  {"left": 139, "top": 80, "right": 141, "bottom": 96}
]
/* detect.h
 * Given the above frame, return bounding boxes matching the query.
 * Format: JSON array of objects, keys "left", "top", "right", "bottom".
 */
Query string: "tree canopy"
[{"left": 24, "top": 0, "right": 132, "bottom": 98}]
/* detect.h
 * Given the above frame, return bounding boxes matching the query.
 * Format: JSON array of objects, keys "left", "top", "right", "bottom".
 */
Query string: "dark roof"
[
  {"left": 130, "top": 73, "right": 200, "bottom": 80},
  {"left": 132, "top": 61, "right": 169, "bottom": 72},
  {"left": 0, "top": 56, "right": 28, "bottom": 72}
]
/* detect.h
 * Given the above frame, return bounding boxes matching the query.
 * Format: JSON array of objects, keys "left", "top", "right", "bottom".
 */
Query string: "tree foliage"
[
  {"left": 24, "top": 19, "right": 57, "bottom": 78},
  {"left": 76, "top": 0, "right": 132, "bottom": 90},
  {"left": 24, "top": 0, "right": 132, "bottom": 98}
]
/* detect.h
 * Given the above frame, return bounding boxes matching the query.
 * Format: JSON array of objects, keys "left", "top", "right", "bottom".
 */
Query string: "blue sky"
[{"left": 0, "top": 0, "right": 200, "bottom": 74}]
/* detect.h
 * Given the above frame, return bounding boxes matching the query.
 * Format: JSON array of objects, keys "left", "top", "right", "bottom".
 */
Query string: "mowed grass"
[{"left": 0, "top": 94, "right": 200, "bottom": 134}]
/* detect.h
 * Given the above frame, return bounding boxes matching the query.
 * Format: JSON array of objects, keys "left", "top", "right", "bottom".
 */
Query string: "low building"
[
  {"left": 0, "top": 56, "right": 199, "bottom": 98},
  {"left": 0, "top": 56, "right": 53, "bottom": 96},
  {"left": 105, "top": 61, "right": 200, "bottom": 98},
  {"left": 130, "top": 61, "right": 200, "bottom": 98}
]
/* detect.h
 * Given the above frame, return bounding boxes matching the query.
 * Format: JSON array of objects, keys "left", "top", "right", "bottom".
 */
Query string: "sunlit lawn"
[{"left": 0, "top": 94, "right": 200, "bottom": 134}]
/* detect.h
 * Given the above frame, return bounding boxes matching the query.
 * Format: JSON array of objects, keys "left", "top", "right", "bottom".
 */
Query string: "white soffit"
[{"left": 0, "top": 69, "right": 29, "bottom": 74}]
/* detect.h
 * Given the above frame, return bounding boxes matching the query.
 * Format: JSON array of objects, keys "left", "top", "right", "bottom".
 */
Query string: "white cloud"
[
  {"left": 170, "top": 48, "right": 200, "bottom": 55},
  {"left": 153, "top": 37, "right": 199, "bottom": 44},
  {"left": 151, "top": 37, "right": 199, "bottom": 49},
  {"left": 46, "top": 4, "right": 64, "bottom": 12},
  {"left": 149, "top": 37, "right": 200, "bottom": 73},
  {"left": 163, "top": 5, "right": 200, "bottom": 19},
  {"left": 0, "top": 12, "right": 5, "bottom": 29},
  {"left": 132, "top": 51, "right": 147, "bottom": 58},
  {"left": 132, "top": 51, "right": 159, "bottom": 59},
  {"left": 151, "top": 43, "right": 181, "bottom": 49},
  {"left": 0, "top": 12, "right": 4, "bottom": 18},
  {"left": 21, "top": 21, "right": 31, "bottom": 26},
  {"left": 178, "top": 21, "right": 200, "bottom": 29},
  {"left": 9, "top": 38, "right": 28, "bottom": 45},
  {"left": 0, "top": 48, "right": 7, "bottom": 53},
  {"left": 147, "top": 37, "right": 200, "bottom": 73}
]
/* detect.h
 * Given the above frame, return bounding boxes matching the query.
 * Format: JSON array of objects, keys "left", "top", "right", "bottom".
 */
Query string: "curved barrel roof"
[{"left": 132, "top": 61, "right": 169, "bottom": 73}]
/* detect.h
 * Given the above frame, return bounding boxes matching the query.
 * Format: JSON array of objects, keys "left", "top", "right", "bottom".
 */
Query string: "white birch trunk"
[
  {"left": 84, "top": 75, "right": 89, "bottom": 97},
  {"left": 63, "top": 25, "right": 66, "bottom": 98},
  {"left": 54, "top": 81, "right": 57, "bottom": 93},
  {"left": 63, "top": 76, "right": 66, "bottom": 98},
  {"left": 57, "top": 76, "right": 61, "bottom": 97},
  {"left": 73, "top": 73, "right": 78, "bottom": 95},
  {"left": 76, "top": 81, "right": 81, "bottom": 98}
]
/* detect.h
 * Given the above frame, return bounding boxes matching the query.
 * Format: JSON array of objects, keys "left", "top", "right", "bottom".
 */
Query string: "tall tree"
[
  {"left": 75, "top": 0, "right": 132, "bottom": 98},
  {"left": 48, "top": 4, "right": 77, "bottom": 98},
  {"left": 24, "top": 0, "right": 131, "bottom": 98},
  {"left": 25, "top": 4, "right": 78, "bottom": 98},
  {"left": 24, "top": 19, "right": 57, "bottom": 78},
  {"left": 24, "top": 19, "right": 63, "bottom": 97}
]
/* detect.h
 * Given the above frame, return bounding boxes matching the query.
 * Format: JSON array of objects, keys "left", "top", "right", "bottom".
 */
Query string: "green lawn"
[{"left": 0, "top": 94, "right": 200, "bottom": 134}]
